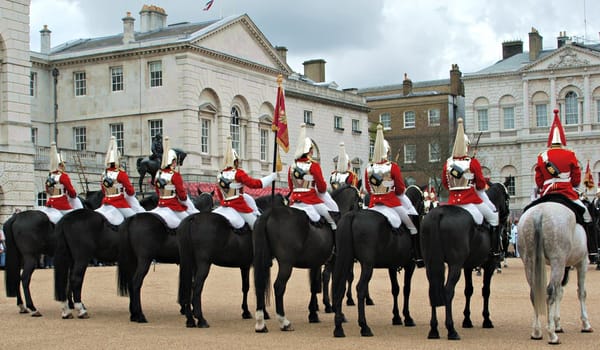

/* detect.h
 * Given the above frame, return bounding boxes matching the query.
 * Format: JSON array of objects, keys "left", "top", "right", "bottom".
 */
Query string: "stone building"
[
  {"left": 358, "top": 65, "right": 465, "bottom": 199},
  {"left": 18, "top": 5, "right": 369, "bottom": 213},
  {"left": 463, "top": 28, "right": 600, "bottom": 215}
]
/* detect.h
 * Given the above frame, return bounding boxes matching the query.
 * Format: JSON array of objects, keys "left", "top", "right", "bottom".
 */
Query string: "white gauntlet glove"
[{"left": 260, "top": 173, "right": 277, "bottom": 188}]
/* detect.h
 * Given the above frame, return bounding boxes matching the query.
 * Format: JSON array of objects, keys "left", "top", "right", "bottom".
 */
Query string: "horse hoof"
[
  {"left": 308, "top": 314, "right": 320, "bottom": 323},
  {"left": 548, "top": 340, "right": 561, "bottom": 345},
  {"left": 366, "top": 298, "right": 374, "bottom": 306},
  {"left": 78, "top": 312, "right": 90, "bottom": 319},
  {"left": 581, "top": 328, "right": 594, "bottom": 333},
  {"left": 241, "top": 310, "right": 252, "bottom": 319},
  {"left": 62, "top": 313, "right": 74, "bottom": 320},
  {"left": 428, "top": 330, "right": 440, "bottom": 339},
  {"left": 404, "top": 317, "right": 415, "bottom": 327},
  {"left": 333, "top": 328, "right": 346, "bottom": 338},
  {"left": 31, "top": 311, "right": 42, "bottom": 317},
  {"left": 198, "top": 321, "right": 210, "bottom": 328},
  {"left": 186, "top": 321, "right": 196, "bottom": 328},
  {"left": 447, "top": 332, "right": 461, "bottom": 340},
  {"left": 346, "top": 299, "right": 355, "bottom": 306},
  {"left": 392, "top": 317, "right": 403, "bottom": 326},
  {"left": 482, "top": 320, "right": 494, "bottom": 328},
  {"left": 530, "top": 335, "right": 543, "bottom": 340},
  {"left": 280, "top": 324, "right": 294, "bottom": 331},
  {"left": 325, "top": 305, "right": 333, "bottom": 313},
  {"left": 555, "top": 328, "right": 564, "bottom": 333},
  {"left": 462, "top": 319, "right": 473, "bottom": 328},
  {"left": 360, "top": 326, "right": 373, "bottom": 337},
  {"left": 19, "top": 309, "right": 30, "bottom": 314},
  {"left": 255, "top": 325, "right": 268, "bottom": 333}
]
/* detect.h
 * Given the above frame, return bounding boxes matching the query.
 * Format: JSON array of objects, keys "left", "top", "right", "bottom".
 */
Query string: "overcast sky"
[{"left": 30, "top": 0, "right": 600, "bottom": 89}]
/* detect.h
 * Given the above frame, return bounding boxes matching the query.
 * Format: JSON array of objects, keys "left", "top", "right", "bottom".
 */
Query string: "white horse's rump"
[{"left": 517, "top": 202, "right": 593, "bottom": 344}]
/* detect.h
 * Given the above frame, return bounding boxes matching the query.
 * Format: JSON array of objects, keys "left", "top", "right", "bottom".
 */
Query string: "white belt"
[
  {"left": 50, "top": 193, "right": 65, "bottom": 199},
  {"left": 293, "top": 188, "right": 312, "bottom": 193},
  {"left": 230, "top": 183, "right": 242, "bottom": 189},
  {"left": 543, "top": 177, "right": 571, "bottom": 186}
]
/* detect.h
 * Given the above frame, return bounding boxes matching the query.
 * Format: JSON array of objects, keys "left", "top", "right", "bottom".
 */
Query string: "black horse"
[
  {"left": 176, "top": 193, "right": 287, "bottom": 328},
  {"left": 331, "top": 185, "right": 425, "bottom": 337},
  {"left": 420, "top": 182, "right": 510, "bottom": 340},
  {"left": 252, "top": 186, "right": 361, "bottom": 332},
  {"left": 583, "top": 197, "right": 600, "bottom": 268},
  {"left": 3, "top": 191, "right": 103, "bottom": 317},
  {"left": 136, "top": 148, "right": 186, "bottom": 193},
  {"left": 115, "top": 190, "right": 216, "bottom": 323},
  {"left": 53, "top": 190, "right": 210, "bottom": 319}
]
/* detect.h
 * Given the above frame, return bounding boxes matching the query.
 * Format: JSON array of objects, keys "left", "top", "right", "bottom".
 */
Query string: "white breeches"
[
  {"left": 392, "top": 205, "right": 417, "bottom": 234},
  {"left": 474, "top": 202, "right": 498, "bottom": 226},
  {"left": 398, "top": 194, "right": 418, "bottom": 215},
  {"left": 313, "top": 203, "right": 337, "bottom": 230},
  {"left": 476, "top": 189, "right": 497, "bottom": 212},
  {"left": 318, "top": 191, "right": 339, "bottom": 212}
]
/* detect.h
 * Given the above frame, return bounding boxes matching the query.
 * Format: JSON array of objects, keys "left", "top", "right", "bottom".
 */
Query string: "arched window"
[
  {"left": 230, "top": 106, "right": 241, "bottom": 155},
  {"left": 565, "top": 91, "right": 578, "bottom": 125}
]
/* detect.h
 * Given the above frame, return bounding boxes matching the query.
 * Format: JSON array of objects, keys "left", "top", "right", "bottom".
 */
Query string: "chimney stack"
[
  {"left": 275, "top": 46, "right": 288, "bottom": 63},
  {"left": 139, "top": 4, "right": 167, "bottom": 33},
  {"left": 450, "top": 64, "right": 463, "bottom": 97},
  {"left": 502, "top": 40, "right": 523, "bottom": 59},
  {"left": 303, "top": 59, "right": 326, "bottom": 83},
  {"left": 557, "top": 31, "right": 569, "bottom": 48},
  {"left": 40, "top": 25, "right": 51, "bottom": 54},
  {"left": 122, "top": 12, "right": 136, "bottom": 44},
  {"left": 403, "top": 73, "right": 413, "bottom": 96},
  {"left": 529, "top": 27, "right": 543, "bottom": 61}
]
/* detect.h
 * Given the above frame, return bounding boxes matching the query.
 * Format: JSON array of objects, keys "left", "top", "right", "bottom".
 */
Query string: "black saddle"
[
  {"left": 232, "top": 223, "right": 251, "bottom": 236},
  {"left": 523, "top": 193, "right": 585, "bottom": 225}
]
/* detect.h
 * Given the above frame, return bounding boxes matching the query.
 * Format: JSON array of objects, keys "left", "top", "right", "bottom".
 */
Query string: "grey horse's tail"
[{"left": 532, "top": 211, "right": 547, "bottom": 317}]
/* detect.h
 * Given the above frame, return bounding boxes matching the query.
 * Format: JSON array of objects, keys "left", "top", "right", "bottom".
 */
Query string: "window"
[
  {"left": 565, "top": 91, "right": 578, "bottom": 125},
  {"left": 535, "top": 104, "right": 548, "bottom": 127},
  {"left": 404, "top": 111, "right": 416, "bottom": 128},
  {"left": 505, "top": 175, "right": 516, "bottom": 196},
  {"left": 429, "top": 142, "right": 440, "bottom": 162},
  {"left": 110, "top": 123, "right": 124, "bottom": 155},
  {"left": 260, "top": 128, "right": 269, "bottom": 161},
  {"left": 73, "top": 127, "right": 86, "bottom": 151},
  {"left": 503, "top": 107, "right": 515, "bottom": 129},
  {"left": 74, "top": 71, "right": 86, "bottom": 96},
  {"left": 369, "top": 139, "right": 374, "bottom": 160},
  {"left": 30, "top": 72, "right": 37, "bottom": 96},
  {"left": 149, "top": 61, "right": 162, "bottom": 87},
  {"left": 31, "top": 127, "right": 38, "bottom": 145},
  {"left": 352, "top": 119, "right": 361, "bottom": 133},
  {"left": 37, "top": 192, "right": 47, "bottom": 207},
  {"left": 428, "top": 109, "right": 440, "bottom": 126},
  {"left": 111, "top": 66, "right": 123, "bottom": 92},
  {"left": 404, "top": 144, "right": 416, "bottom": 164},
  {"left": 379, "top": 113, "right": 391, "bottom": 129},
  {"left": 201, "top": 119, "right": 210, "bottom": 153},
  {"left": 303, "top": 110, "right": 313, "bottom": 125},
  {"left": 477, "top": 109, "right": 488, "bottom": 131},
  {"left": 149, "top": 119, "right": 163, "bottom": 139},
  {"left": 334, "top": 116, "right": 343, "bottom": 130},
  {"left": 597, "top": 100, "right": 600, "bottom": 123},
  {"left": 230, "top": 106, "right": 241, "bottom": 156}
]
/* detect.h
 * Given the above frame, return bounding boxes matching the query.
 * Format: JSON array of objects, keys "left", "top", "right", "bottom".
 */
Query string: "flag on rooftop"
[{"left": 203, "top": 0, "right": 214, "bottom": 11}]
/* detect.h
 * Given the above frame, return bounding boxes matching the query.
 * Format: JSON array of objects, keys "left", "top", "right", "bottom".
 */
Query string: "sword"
[{"left": 471, "top": 132, "right": 483, "bottom": 158}]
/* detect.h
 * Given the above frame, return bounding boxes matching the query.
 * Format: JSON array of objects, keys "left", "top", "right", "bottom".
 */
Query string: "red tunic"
[
  {"left": 46, "top": 171, "right": 77, "bottom": 210},
  {"left": 442, "top": 157, "right": 486, "bottom": 205},
  {"left": 535, "top": 148, "right": 580, "bottom": 200},
  {"left": 364, "top": 161, "right": 405, "bottom": 208},
  {"left": 155, "top": 168, "right": 188, "bottom": 212},
  {"left": 101, "top": 167, "right": 136, "bottom": 208},
  {"left": 216, "top": 167, "right": 264, "bottom": 213},
  {"left": 288, "top": 157, "right": 327, "bottom": 205}
]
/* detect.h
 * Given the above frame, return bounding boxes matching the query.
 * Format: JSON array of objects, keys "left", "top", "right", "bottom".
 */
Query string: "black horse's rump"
[{"left": 420, "top": 182, "right": 510, "bottom": 340}]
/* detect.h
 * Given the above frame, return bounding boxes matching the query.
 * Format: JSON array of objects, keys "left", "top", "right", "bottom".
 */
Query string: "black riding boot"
[
  {"left": 490, "top": 225, "right": 501, "bottom": 257},
  {"left": 411, "top": 234, "right": 424, "bottom": 268}
]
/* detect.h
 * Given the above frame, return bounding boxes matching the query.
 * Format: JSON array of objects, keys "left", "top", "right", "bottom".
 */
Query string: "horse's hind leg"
[
  {"left": 575, "top": 260, "right": 593, "bottom": 333},
  {"left": 546, "top": 261, "right": 565, "bottom": 344},
  {"left": 444, "top": 265, "right": 461, "bottom": 340},
  {"left": 191, "top": 262, "right": 211, "bottom": 328},
  {"left": 70, "top": 262, "right": 90, "bottom": 319},
  {"left": 129, "top": 259, "right": 153, "bottom": 323},
  {"left": 481, "top": 261, "right": 497, "bottom": 328},
  {"left": 273, "top": 263, "right": 294, "bottom": 331},
  {"left": 356, "top": 263, "right": 374, "bottom": 336},
  {"left": 402, "top": 263, "right": 416, "bottom": 326},
  {"left": 388, "top": 268, "right": 402, "bottom": 325},
  {"left": 308, "top": 267, "right": 321, "bottom": 323},
  {"left": 20, "top": 256, "right": 41, "bottom": 316},
  {"left": 462, "top": 267, "right": 474, "bottom": 328},
  {"left": 322, "top": 262, "right": 333, "bottom": 312},
  {"left": 240, "top": 267, "right": 252, "bottom": 319}
]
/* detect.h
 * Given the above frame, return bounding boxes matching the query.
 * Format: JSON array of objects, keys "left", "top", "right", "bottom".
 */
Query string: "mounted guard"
[
  {"left": 95, "top": 136, "right": 145, "bottom": 225},
  {"left": 442, "top": 118, "right": 501, "bottom": 256},
  {"left": 330, "top": 142, "right": 359, "bottom": 191},
  {"left": 38, "top": 142, "right": 82, "bottom": 223},
  {"left": 150, "top": 136, "right": 198, "bottom": 228},
  {"left": 288, "top": 123, "right": 338, "bottom": 231},
  {"left": 213, "top": 136, "right": 277, "bottom": 230}
]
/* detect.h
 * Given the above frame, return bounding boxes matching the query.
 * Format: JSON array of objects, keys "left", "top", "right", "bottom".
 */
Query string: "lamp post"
[{"left": 52, "top": 67, "right": 59, "bottom": 145}]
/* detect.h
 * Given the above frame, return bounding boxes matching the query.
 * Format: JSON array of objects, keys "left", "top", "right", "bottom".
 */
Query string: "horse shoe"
[{"left": 30, "top": 310, "right": 42, "bottom": 317}]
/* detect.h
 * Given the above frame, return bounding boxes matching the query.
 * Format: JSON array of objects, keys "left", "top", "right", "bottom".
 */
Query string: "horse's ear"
[{"left": 197, "top": 188, "right": 202, "bottom": 196}]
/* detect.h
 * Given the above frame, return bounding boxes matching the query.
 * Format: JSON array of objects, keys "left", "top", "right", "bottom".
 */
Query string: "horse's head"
[
  {"left": 83, "top": 190, "right": 104, "bottom": 210},
  {"left": 173, "top": 148, "right": 187, "bottom": 166},
  {"left": 487, "top": 182, "right": 510, "bottom": 225},
  {"left": 331, "top": 185, "right": 362, "bottom": 213},
  {"left": 405, "top": 185, "right": 425, "bottom": 216},
  {"left": 191, "top": 189, "right": 215, "bottom": 213}
]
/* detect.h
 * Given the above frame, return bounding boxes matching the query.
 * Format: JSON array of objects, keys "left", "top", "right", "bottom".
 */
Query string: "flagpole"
[{"left": 271, "top": 75, "right": 283, "bottom": 198}]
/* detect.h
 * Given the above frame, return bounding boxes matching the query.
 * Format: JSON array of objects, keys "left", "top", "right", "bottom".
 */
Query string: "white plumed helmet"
[
  {"left": 223, "top": 136, "right": 240, "bottom": 168},
  {"left": 294, "top": 123, "right": 313, "bottom": 159},
  {"left": 161, "top": 136, "right": 178, "bottom": 169},
  {"left": 104, "top": 136, "right": 120, "bottom": 167},
  {"left": 336, "top": 142, "right": 350, "bottom": 172}
]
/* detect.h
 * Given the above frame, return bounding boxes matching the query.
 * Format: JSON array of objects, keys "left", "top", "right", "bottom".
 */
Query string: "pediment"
[
  {"left": 524, "top": 45, "right": 600, "bottom": 72},
  {"left": 189, "top": 15, "right": 291, "bottom": 73}
]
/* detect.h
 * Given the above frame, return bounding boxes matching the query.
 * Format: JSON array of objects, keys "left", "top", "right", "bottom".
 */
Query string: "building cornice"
[{"left": 286, "top": 88, "right": 370, "bottom": 113}]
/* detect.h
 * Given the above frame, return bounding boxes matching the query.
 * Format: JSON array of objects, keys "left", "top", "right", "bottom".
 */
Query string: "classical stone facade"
[
  {"left": 27, "top": 7, "right": 369, "bottom": 199},
  {"left": 463, "top": 29, "right": 600, "bottom": 215},
  {"left": 0, "top": 0, "right": 35, "bottom": 223}
]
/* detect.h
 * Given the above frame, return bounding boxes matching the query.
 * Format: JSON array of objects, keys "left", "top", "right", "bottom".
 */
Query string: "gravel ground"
[{"left": 1, "top": 258, "right": 599, "bottom": 349}]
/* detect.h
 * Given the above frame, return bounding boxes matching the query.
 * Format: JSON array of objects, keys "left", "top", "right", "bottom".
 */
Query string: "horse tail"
[
  {"left": 117, "top": 218, "right": 136, "bottom": 297},
  {"left": 177, "top": 214, "right": 196, "bottom": 307},
  {"left": 252, "top": 212, "right": 272, "bottom": 307},
  {"left": 532, "top": 211, "right": 547, "bottom": 317},
  {"left": 332, "top": 211, "right": 355, "bottom": 309},
  {"left": 53, "top": 217, "right": 72, "bottom": 302},
  {"left": 3, "top": 215, "right": 21, "bottom": 298},
  {"left": 422, "top": 209, "right": 445, "bottom": 307}
]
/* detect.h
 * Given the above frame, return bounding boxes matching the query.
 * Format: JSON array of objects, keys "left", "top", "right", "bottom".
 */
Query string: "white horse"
[{"left": 517, "top": 202, "right": 593, "bottom": 344}]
